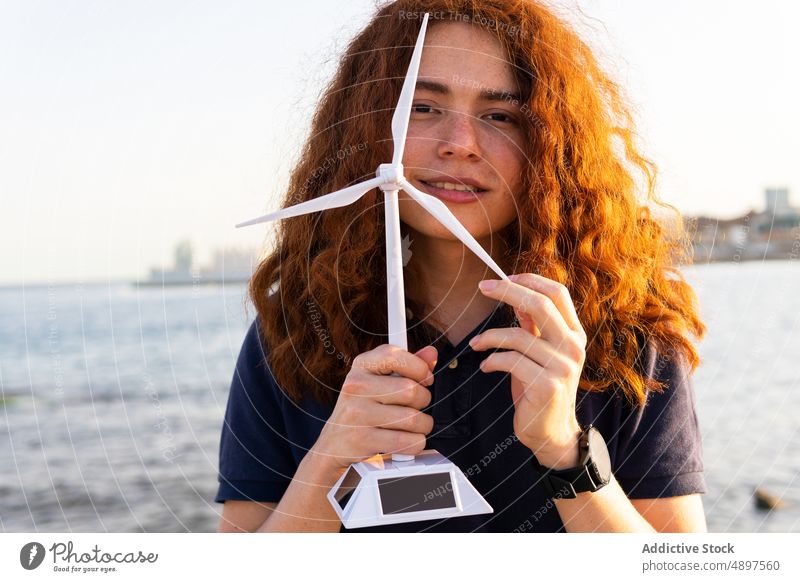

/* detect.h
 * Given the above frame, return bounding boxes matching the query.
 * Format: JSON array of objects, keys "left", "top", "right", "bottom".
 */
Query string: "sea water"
[{"left": 0, "top": 261, "right": 797, "bottom": 532}]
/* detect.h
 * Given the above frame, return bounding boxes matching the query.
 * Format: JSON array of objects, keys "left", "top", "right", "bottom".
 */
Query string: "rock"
[{"left": 754, "top": 487, "right": 785, "bottom": 511}]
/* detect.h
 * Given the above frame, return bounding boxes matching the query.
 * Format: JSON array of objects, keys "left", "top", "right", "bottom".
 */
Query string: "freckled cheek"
[
  {"left": 403, "top": 145, "right": 438, "bottom": 171},
  {"left": 481, "top": 132, "right": 525, "bottom": 170},
  {"left": 504, "top": 156, "right": 526, "bottom": 195}
]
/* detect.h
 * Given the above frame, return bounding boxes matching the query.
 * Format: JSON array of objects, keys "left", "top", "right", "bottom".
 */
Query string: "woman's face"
[{"left": 399, "top": 22, "right": 527, "bottom": 245}]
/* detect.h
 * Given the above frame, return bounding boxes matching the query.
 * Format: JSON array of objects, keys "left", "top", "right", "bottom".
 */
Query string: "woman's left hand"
[{"left": 471, "top": 273, "right": 587, "bottom": 469}]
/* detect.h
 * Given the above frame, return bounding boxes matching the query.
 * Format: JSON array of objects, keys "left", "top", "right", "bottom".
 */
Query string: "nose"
[{"left": 436, "top": 111, "right": 482, "bottom": 160}]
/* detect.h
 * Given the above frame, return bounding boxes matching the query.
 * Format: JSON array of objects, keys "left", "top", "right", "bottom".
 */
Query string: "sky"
[{"left": 1, "top": 0, "right": 798, "bottom": 285}]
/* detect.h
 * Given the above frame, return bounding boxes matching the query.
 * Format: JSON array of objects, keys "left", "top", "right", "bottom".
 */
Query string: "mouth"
[{"left": 416, "top": 177, "right": 488, "bottom": 203}]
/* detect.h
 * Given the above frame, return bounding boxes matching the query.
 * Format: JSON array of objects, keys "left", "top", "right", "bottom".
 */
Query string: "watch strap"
[
  {"left": 542, "top": 466, "right": 599, "bottom": 499},
  {"left": 530, "top": 425, "right": 609, "bottom": 499}
]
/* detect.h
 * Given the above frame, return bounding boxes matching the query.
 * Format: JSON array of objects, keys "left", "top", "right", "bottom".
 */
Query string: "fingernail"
[
  {"left": 478, "top": 280, "right": 497, "bottom": 292},
  {"left": 469, "top": 335, "right": 480, "bottom": 347}
]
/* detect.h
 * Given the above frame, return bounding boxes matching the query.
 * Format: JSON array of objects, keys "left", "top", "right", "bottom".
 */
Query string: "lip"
[{"left": 415, "top": 176, "right": 489, "bottom": 204}]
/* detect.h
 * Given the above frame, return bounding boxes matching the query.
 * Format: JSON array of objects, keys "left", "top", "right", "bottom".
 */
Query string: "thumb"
[{"left": 414, "top": 345, "right": 438, "bottom": 371}]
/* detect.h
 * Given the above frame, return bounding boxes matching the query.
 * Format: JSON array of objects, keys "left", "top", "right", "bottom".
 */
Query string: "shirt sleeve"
[
  {"left": 215, "top": 320, "right": 296, "bottom": 503},
  {"left": 613, "top": 345, "right": 707, "bottom": 499}
]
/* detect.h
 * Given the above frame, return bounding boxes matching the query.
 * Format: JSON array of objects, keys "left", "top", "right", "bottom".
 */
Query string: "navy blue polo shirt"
[{"left": 215, "top": 304, "right": 706, "bottom": 532}]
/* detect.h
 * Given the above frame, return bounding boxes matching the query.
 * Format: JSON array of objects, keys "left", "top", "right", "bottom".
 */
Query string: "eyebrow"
[{"left": 415, "top": 79, "right": 522, "bottom": 105}]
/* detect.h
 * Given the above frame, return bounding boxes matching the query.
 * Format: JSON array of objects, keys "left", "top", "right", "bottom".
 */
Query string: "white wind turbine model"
[{"left": 236, "top": 13, "right": 508, "bottom": 528}]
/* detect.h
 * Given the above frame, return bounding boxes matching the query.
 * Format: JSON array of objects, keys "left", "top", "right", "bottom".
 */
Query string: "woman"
[{"left": 216, "top": 0, "right": 707, "bottom": 533}]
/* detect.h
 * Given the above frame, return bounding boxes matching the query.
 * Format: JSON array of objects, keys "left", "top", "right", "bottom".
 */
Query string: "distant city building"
[
  {"left": 686, "top": 188, "right": 800, "bottom": 262},
  {"left": 137, "top": 240, "right": 256, "bottom": 286},
  {"left": 765, "top": 187, "right": 791, "bottom": 215},
  {"left": 173, "top": 240, "right": 193, "bottom": 276},
  {"left": 202, "top": 247, "right": 257, "bottom": 282}
]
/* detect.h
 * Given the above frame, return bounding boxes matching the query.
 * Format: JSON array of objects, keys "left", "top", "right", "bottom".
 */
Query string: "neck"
[{"left": 404, "top": 228, "right": 510, "bottom": 343}]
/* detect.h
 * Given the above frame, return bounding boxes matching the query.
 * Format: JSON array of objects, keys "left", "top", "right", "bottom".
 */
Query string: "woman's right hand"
[{"left": 312, "top": 344, "right": 438, "bottom": 473}]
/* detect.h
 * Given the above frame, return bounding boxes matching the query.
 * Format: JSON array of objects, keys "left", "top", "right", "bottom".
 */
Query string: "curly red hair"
[{"left": 249, "top": 0, "right": 705, "bottom": 407}]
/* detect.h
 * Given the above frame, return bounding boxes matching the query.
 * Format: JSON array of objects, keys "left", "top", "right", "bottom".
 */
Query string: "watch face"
[{"left": 587, "top": 427, "right": 612, "bottom": 483}]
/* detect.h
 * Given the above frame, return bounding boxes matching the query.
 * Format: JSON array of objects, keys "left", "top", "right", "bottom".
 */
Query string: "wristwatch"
[{"left": 530, "top": 424, "right": 612, "bottom": 499}]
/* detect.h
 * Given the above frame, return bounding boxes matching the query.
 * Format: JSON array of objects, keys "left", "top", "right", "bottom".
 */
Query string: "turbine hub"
[{"left": 377, "top": 163, "right": 404, "bottom": 191}]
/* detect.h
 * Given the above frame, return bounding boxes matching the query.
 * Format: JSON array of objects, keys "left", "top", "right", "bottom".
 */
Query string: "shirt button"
[{"left": 448, "top": 358, "right": 458, "bottom": 369}]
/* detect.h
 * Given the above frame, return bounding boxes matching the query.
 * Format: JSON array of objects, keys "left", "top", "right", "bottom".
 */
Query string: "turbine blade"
[
  {"left": 391, "top": 12, "right": 429, "bottom": 167},
  {"left": 399, "top": 178, "right": 509, "bottom": 280},
  {"left": 236, "top": 176, "right": 384, "bottom": 228}
]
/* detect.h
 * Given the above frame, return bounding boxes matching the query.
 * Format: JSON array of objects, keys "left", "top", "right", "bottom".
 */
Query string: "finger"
[
  {"left": 470, "top": 327, "right": 574, "bottom": 373},
  {"left": 343, "top": 373, "right": 432, "bottom": 409},
  {"left": 478, "top": 278, "right": 569, "bottom": 342},
  {"left": 479, "top": 350, "right": 548, "bottom": 405},
  {"left": 367, "top": 402, "right": 434, "bottom": 434},
  {"left": 480, "top": 349, "right": 546, "bottom": 378},
  {"left": 372, "top": 428, "right": 427, "bottom": 457},
  {"left": 508, "top": 273, "right": 583, "bottom": 334},
  {"left": 352, "top": 344, "right": 435, "bottom": 386},
  {"left": 514, "top": 311, "right": 541, "bottom": 338},
  {"left": 372, "top": 376, "right": 433, "bottom": 409},
  {"left": 414, "top": 345, "right": 438, "bottom": 372}
]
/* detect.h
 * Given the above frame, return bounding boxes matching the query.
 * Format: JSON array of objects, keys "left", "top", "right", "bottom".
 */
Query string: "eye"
[
  {"left": 485, "top": 111, "right": 517, "bottom": 124},
  {"left": 411, "top": 103, "right": 437, "bottom": 115}
]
